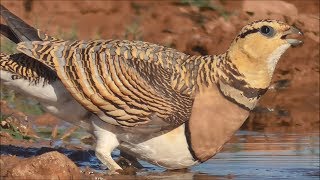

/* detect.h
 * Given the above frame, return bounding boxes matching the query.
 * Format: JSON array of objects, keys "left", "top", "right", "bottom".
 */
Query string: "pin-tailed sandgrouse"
[{"left": 0, "top": 4, "right": 303, "bottom": 173}]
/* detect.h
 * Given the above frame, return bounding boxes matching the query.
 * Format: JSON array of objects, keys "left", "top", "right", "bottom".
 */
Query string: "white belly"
[
  {"left": 93, "top": 118, "right": 198, "bottom": 169},
  {"left": 92, "top": 117, "right": 198, "bottom": 169},
  {"left": 119, "top": 125, "right": 198, "bottom": 169}
]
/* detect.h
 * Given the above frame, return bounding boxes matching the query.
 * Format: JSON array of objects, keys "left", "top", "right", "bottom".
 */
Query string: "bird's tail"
[
  {"left": 0, "top": 24, "right": 20, "bottom": 43},
  {"left": 0, "top": 4, "right": 42, "bottom": 42}
]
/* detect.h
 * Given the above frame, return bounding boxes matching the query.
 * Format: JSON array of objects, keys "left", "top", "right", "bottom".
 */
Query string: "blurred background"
[{"left": 0, "top": 0, "right": 319, "bottom": 179}]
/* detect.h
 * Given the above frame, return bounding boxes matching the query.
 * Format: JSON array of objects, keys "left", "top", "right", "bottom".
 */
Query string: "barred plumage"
[
  {"left": 17, "top": 39, "right": 202, "bottom": 127},
  {"left": 0, "top": 52, "right": 57, "bottom": 85}
]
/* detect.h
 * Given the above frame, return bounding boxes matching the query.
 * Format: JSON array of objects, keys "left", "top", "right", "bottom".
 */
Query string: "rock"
[
  {"left": 5, "top": 151, "right": 81, "bottom": 179},
  {"left": 242, "top": 0, "right": 298, "bottom": 23},
  {"left": 1, "top": 155, "right": 21, "bottom": 177}
]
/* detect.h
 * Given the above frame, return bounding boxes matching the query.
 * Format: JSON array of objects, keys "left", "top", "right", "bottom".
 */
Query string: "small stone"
[
  {"left": 6, "top": 151, "right": 81, "bottom": 179},
  {"left": 1, "top": 120, "right": 7, "bottom": 127}
]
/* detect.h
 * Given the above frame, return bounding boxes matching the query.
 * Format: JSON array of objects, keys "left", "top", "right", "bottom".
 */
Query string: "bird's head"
[{"left": 227, "top": 20, "right": 303, "bottom": 89}]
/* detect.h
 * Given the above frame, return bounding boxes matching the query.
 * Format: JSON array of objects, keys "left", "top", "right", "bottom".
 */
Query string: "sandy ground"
[{"left": 0, "top": 0, "right": 319, "bottom": 179}]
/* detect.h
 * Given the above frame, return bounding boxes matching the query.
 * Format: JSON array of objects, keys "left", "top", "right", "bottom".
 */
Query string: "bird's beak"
[{"left": 282, "top": 26, "right": 303, "bottom": 47}]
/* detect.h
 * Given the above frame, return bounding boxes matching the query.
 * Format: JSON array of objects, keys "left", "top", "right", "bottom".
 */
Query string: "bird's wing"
[
  {"left": 0, "top": 52, "right": 57, "bottom": 84},
  {"left": 17, "top": 39, "right": 194, "bottom": 128}
]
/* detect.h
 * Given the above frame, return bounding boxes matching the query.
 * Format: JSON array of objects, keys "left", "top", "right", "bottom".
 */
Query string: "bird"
[{"left": 0, "top": 4, "right": 303, "bottom": 173}]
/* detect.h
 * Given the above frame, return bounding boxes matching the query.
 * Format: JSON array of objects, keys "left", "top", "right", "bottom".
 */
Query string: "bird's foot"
[{"left": 116, "top": 157, "right": 139, "bottom": 175}]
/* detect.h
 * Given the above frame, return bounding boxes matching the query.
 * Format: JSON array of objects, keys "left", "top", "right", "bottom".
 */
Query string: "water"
[
  {"left": 190, "top": 131, "right": 319, "bottom": 179},
  {"left": 1, "top": 130, "right": 319, "bottom": 179}
]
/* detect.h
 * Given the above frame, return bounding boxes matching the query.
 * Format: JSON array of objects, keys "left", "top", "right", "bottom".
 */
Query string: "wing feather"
[{"left": 17, "top": 39, "right": 194, "bottom": 127}]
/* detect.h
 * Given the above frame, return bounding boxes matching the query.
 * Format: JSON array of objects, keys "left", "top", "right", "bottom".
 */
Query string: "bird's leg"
[
  {"left": 118, "top": 150, "right": 144, "bottom": 169},
  {"left": 93, "top": 122, "right": 122, "bottom": 174},
  {"left": 95, "top": 142, "right": 122, "bottom": 173}
]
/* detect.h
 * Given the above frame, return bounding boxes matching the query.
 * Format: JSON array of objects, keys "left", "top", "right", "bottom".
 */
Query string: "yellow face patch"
[
  {"left": 228, "top": 20, "right": 293, "bottom": 88},
  {"left": 236, "top": 20, "right": 291, "bottom": 60}
]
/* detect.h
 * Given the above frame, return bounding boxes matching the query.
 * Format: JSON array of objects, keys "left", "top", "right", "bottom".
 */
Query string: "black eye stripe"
[{"left": 238, "top": 28, "right": 259, "bottom": 39}]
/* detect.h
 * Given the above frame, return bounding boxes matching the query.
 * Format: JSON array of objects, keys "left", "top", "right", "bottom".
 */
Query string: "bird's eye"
[{"left": 260, "top": 25, "right": 275, "bottom": 37}]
